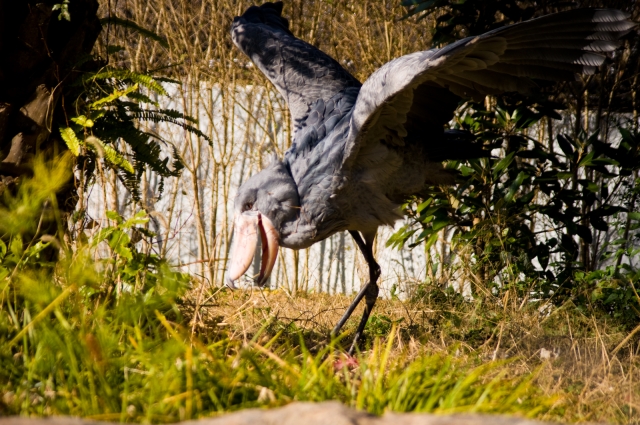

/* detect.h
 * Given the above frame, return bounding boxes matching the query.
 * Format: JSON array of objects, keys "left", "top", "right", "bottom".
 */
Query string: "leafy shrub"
[{"left": 389, "top": 97, "right": 640, "bottom": 322}]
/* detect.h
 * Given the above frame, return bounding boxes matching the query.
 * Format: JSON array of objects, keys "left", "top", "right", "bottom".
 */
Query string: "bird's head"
[{"left": 226, "top": 159, "right": 300, "bottom": 289}]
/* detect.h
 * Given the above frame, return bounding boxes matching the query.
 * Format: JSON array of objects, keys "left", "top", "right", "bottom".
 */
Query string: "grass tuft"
[
  {"left": 0, "top": 161, "right": 553, "bottom": 421},
  {"left": 1, "top": 160, "right": 638, "bottom": 424},
  {"left": 0, "top": 266, "right": 555, "bottom": 421}
]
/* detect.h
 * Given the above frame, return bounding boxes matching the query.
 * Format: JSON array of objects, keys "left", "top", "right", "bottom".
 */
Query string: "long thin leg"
[
  {"left": 331, "top": 230, "right": 380, "bottom": 354},
  {"left": 347, "top": 275, "right": 379, "bottom": 355}
]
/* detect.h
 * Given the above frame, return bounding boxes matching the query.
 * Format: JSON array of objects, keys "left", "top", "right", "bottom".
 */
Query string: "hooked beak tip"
[
  {"left": 257, "top": 214, "right": 279, "bottom": 287},
  {"left": 225, "top": 276, "right": 237, "bottom": 290}
]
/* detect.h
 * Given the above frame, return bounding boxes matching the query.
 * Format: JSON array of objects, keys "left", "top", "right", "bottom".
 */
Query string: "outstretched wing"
[
  {"left": 231, "top": 2, "right": 361, "bottom": 137},
  {"left": 342, "top": 8, "right": 635, "bottom": 168}
]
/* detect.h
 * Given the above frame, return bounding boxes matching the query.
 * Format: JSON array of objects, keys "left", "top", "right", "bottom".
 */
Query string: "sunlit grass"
[
  {"left": 0, "top": 260, "right": 555, "bottom": 421},
  {"left": 0, "top": 160, "right": 554, "bottom": 421},
  {"left": 3, "top": 159, "right": 639, "bottom": 424}
]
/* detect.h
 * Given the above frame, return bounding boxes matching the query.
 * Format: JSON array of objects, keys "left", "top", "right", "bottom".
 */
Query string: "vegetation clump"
[{"left": 0, "top": 160, "right": 558, "bottom": 422}]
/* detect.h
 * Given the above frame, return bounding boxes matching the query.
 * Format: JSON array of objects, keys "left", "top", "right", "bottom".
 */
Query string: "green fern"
[
  {"left": 86, "top": 137, "right": 135, "bottom": 173},
  {"left": 131, "top": 110, "right": 212, "bottom": 145},
  {"left": 155, "top": 108, "right": 199, "bottom": 124},
  {"left": 90, "top": 84, "right": 139, "bottom": 109},
  {"left": 100, "top": 16, "right": 169, "bottom": 48},
  {"left": 85, "top": 69, "right": 167, "bottom": 96},
  {"left": 67, "top": 58, "right": 202, "bottom": 202},
  {"left": 57, "top": 11, "right": 197, "bottom": 203},
  {"left": 59, "top": 127, "right": 82, "bottom": 156}
]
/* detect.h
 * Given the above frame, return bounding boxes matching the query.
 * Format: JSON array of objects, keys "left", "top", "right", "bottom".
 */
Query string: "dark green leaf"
[
  {"left": 557, "top": 134, "right": 574, "bottom": 158},
  {"left": 575, "top": 225, "right": 593, "bottom": 243}
]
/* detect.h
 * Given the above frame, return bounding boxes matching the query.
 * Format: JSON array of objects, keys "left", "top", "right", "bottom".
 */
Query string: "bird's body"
[{"left": 226, "top": 2, "right": 635, "bottom": 353}]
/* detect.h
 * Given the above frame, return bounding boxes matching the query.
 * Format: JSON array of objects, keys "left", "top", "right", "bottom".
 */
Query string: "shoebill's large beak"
[{"left": 225, "top": 212, "right": 279, "bottom": 289}]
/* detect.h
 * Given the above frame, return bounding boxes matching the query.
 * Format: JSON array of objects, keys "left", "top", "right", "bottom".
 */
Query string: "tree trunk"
[{"left": 0, "top": 0, "right": 101, "bottom": 205}]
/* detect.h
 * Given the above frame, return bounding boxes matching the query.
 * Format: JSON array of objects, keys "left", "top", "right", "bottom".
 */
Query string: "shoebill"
[{"left": 225, "top": 2, "right": 635, "bottom": 354}]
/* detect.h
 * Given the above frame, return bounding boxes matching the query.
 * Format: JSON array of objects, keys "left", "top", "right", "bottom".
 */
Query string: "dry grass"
[{"left": 183, "top": 285, "right": 640, "bottom": 423}]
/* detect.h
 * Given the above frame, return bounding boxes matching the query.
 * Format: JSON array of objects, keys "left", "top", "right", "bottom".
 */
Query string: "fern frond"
[
  {"left": 126, "top": 91, "right": 160, "bottom": 107},
  {"left": 86, "top": 70, "right": 167, "bottom": 96},
  {"left": 90, "top": 84, "right": 139, "bottom": 109},
  {"left": 170, "top": 145, "right": 185, "bottom": 174},
  {"left": 117, "top": 170, "right": 141, "bottom": 201},
  {"left": 157, "top": 108, "right": 198, "bottom": 124},
  {"left": 94, "top": 114, "right": 181, "bottom": 177},
  {"left": 100, "top": 16, "right": 169, "bottom": 48},
  {"left": 104, "top": 145, "right": 135, "bottom": 173},
  {"left": 60, "top": 127, "right": 82, "bottom": 156},
  {"left": 130, "top": 111, "right": 212, "bottom": 145},
  {"left": 84, "top": 135, "right": 135, "bottom": 174}
]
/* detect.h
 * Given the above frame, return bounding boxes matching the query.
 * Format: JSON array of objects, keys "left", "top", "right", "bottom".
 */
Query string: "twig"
[{"left": 611, "top": 322, "right": 640, "bottom": 357}]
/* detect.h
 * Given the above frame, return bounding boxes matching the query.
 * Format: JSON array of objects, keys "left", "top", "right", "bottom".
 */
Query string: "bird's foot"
[{"left": 333, "top": 353, "right": 359, "bottom": 371}]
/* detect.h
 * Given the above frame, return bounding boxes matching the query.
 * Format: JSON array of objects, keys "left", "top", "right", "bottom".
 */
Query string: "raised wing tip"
[
  {"left": 238, "top": 2, "right": 291, "bottom": 35},
  {"left": 260, "top": 1, "right": 284, "bottom": 16},
  {"left": 590, "top": 9, "right": 632, "bottom": 23}
]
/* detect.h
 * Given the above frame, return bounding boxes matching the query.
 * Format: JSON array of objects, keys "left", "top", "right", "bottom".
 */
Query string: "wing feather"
[
  {"left": 342, "top": 8, "right": 635, "bottom": 168},
  {"left": 497, "top": 59, "right": 597, "bottom": 74},
  {"left": 499, "top": 49, "right": 609, "bottom": 66},
  {"left": 231, "top": 2, "right": 361, "bottom": 137},
  {"left": 508, "top": 39, "right": 621, "bottom": 52}
]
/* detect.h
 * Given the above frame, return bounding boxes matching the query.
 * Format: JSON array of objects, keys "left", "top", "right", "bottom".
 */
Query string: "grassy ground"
[
  {"left": 0, "top": 157, "right": 565, "bottom": 423},
  {"left": 0, "top": 215, "right": 638, "bottom": 425},
  {"left": 0, "top": 167, "right": 638, "bottom": 424},
  {"left": 2, "top": 261, "right": 640, "bottom": 423},
  {"left": 183, "top": 286, "right": 640, "bottom": 424}
]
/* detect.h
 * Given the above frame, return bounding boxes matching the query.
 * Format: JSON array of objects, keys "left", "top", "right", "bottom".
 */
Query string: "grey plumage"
[
  {"left": 231, "top": 2, "right": 361, "bottom": 139},
  {"left": 226, "top": 2, "right": 635, "bottom": 353}
]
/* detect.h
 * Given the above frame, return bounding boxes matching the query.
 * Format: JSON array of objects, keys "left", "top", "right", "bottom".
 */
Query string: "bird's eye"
[{"left": 244, "top": 202, "right": 253, "bottom": 211}]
